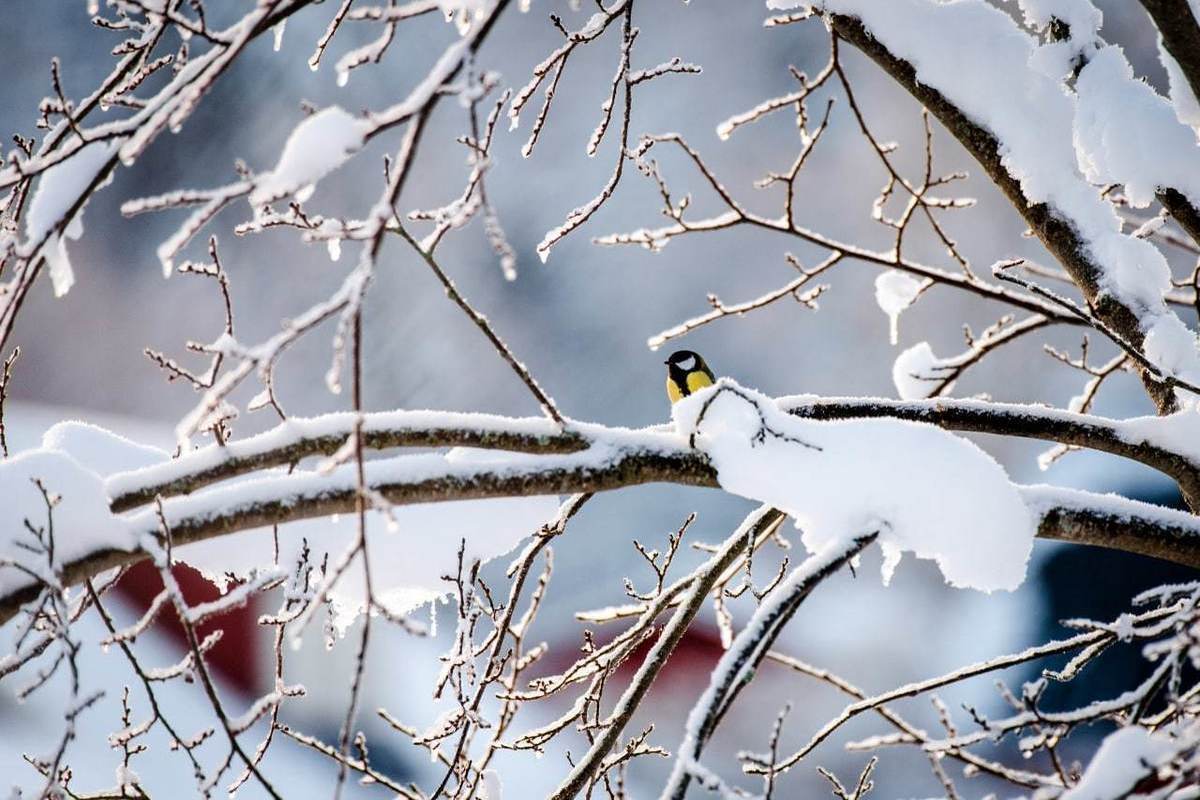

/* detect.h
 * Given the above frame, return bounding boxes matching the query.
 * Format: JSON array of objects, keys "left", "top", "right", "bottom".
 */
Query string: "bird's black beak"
[{"left": 663, "top": 360, "right": 669, "bottom": 365}]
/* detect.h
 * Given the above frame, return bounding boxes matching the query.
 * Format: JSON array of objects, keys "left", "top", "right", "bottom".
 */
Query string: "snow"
[
  {"left": 479, "top": 770, "right": 503, "bottom": 800},
  {"left": 1015, "top": 0, "right": 1102, "bottom": 80},
  {"left": 873, "top": 270, "right": 927, "bottom": 345},
  {"left": 804, "top": 0, "right": 1200, "bottom": 385},
  {"left": 439, "top": 0, "right": 489, "bottom": 34},
  {"left": 0, "top": 442, "right": 138, "bottom": 597},
  {"left": 105, "top": 408, "right": 566, "bottom": 501},
  {"left": 1118, "top": 406, "right": 1200, "bottom": 465},
  {"left": 1142, "top": 316, "right": 1200, "bottom": 387},
  {"left": 23, "top": 139, "right": 118, "bottom": 246},
  {"left": 1073, "top": 46, "right": 1200, "bottom": 209},
  {"left": 578, "top": 11, "right": 607, "bottom": 38},
  {"left": 1159, "top": 44, "right": 1200, "bottom": 130},
  {"left": 248, "top": 107, "right": 370, "bottom": 208},
  {"left": 672, "top": 380, "right": 1035, "bottom": 591},
  {"left": 0, "top": 420, "right": 174, "bottom": 597},
  {"left": 1010, "top": 0, "right": 1101, "bottom": 38},
  {"left": 114, "top": 765, "right": 141, "bottom": 795},
  {"left": 1061, "top": 726, "right": 1175, "bottom": 800},
  {"left": 1020, "top": 483, "right": 1200, "bottom": 532},
  {"left": 22, "top": 138, "right": 120, "bottom": 297},
  {"left": 42, "top": 421, "right": 167, "bottom": 475},
  {"left": 891, "top": 341, "right": 950, "bottom": 400}
]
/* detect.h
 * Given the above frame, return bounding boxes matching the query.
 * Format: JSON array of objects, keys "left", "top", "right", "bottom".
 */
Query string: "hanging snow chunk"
[
  {"left": 873, "top": 270, "right": 928, "bottom": 345},
  {"left": 891, "top": 341, "right": 953, "bottom": 400},
  {"left": 248, "top": 106, "right": 371, "bottom": 208},
  {"left": 24, "top": 139, "right": 120, "bottom": 297},
  {"left": 672, "top": 380, "right": 1035, "bottom": 591}
]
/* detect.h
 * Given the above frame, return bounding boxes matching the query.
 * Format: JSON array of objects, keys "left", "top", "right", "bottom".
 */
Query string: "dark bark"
[
  {"left": 1140, "top": 0, "right": 1200, "bottom": 117},
  {"left": 1159, "top": 187, "right": 1200, "bottom": 248}
]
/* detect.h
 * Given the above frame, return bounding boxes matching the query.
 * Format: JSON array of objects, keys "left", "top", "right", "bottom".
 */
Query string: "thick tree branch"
[
  {"left": 5, "top": 437, "right": 1200, "bottom": 627},
  {"left": 107, "top": 411, "right": 587, "bottom": 512},
  {"left": 827, "top": 14, "right": 1179, "bottom": 413},
  {"left": 1024, "top": 484, "right": 1200, "bottom": 568},
  {"left": 108, "top": 398, "right": 1200, "bottom": 515}
]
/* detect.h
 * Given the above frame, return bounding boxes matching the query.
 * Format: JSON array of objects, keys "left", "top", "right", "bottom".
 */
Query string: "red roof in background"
[{"left": 116, "top": 561, "right": 263, "bottom": 695}]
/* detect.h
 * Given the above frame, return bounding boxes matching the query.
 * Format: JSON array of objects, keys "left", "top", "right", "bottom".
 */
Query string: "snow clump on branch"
[
  {"left": 672, "top": 380, "right": 1035, "bottom": 591},
  {"left": 22, "top": 139, "right": 120, "bottom": 297},
  {"left": 248, "top": 106, "right": 370, "bottom": 208}
]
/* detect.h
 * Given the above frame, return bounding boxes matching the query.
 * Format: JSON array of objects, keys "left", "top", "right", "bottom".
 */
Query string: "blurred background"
[{"left": 1, "top": 1, "right": 1196, "bottom": 796}]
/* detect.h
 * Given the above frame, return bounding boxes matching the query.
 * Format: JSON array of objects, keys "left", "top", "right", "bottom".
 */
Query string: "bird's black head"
[
  {"left": 664, "top": 351, "right": 712, "bottom": 387},
  {"left": 664, "top": 350, "right": 702, "bottom": 370}
]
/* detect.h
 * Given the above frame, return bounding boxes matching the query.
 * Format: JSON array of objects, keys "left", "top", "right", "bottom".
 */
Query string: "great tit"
[{"left": 665, "top": 349, "right": 716, "bottom": 404}]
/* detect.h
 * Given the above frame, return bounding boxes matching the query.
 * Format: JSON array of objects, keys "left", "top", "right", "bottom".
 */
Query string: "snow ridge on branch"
[{"left": 6, "top": 385, "right": 1200, "bottom": 629}]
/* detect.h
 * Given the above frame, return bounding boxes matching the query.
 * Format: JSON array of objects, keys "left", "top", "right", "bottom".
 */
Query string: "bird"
[{"left": 665, "top": 349, "right": 716, "bottom": 404}]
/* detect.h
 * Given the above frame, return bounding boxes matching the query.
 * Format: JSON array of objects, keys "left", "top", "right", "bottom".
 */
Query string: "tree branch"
[
  {"left": 548, "top": 506, "right": 780, "bottom": 800},
  {"left": 661, "top": 531, "right": 878, "bottom": 799},
  {"left": 5, "top": 429, "right": 1200, "bottom": 627},
  {"left": 107, "top": 411, "right": 587, "bottom": 512},
  {"left": 1159, "top": 187, "right": 1200, "bottom": 249},
  {"left": 107, "top": 397, "right": 1200, "bottom": 516}
]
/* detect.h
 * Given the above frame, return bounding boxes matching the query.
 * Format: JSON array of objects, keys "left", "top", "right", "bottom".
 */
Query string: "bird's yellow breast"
[
  {"left": 686, "top": 370, "right": 714, "bottom": 394},
  {"left": 667, "top": 370, "right": 713, "bottom": 404}
]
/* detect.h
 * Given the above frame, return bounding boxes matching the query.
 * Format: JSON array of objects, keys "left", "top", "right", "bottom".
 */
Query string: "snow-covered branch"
[
  {"left": 107, "top": 410, "right": 586, "bottom": 512},
  {"left": 0, "top": 0, "right": 313, "bottom": 354},
  {"left": 101, "top": 394, "right": 1200, "bottom": 520},
  {"left": 660, "top": 531, "right": 878, "bottom": 800},
  {"left": 822, "top": 1, "right": 1199, "bottom": 412},
  {"left": 7, "top": 386, "right": 1200, "bottom": 630}
]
